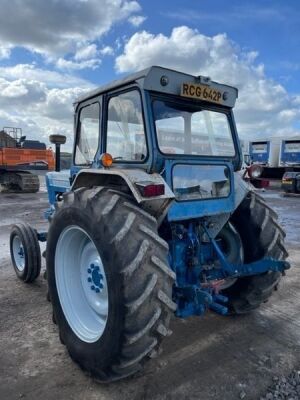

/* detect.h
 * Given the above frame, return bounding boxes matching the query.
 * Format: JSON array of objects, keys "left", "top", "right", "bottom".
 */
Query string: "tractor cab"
[{"left": 47, "top": 66, "right": 242, "bottom": 221}]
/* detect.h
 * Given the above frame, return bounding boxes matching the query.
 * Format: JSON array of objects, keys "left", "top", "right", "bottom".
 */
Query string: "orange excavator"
[{"left": 0, "top": 127, "right": 55, "bottom": 193}]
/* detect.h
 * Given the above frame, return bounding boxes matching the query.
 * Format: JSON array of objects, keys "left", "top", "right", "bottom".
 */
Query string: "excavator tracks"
[{"left": 0, "top": 172, "right": 40, "bottom": 193}]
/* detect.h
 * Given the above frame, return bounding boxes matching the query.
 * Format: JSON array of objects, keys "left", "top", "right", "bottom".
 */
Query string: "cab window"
[
  {"left": 75, "top": 102, "right": 100, "bottom": 165},
  {"left": 106, "top": 90, "right": 147, "bottom": 161},
  {"left": 153, "top": 99, "right": 235, "bottom": 156}
]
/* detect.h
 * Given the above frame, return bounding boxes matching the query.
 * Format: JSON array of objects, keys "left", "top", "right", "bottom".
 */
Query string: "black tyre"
[
  {"left": 215, "top": 222, "right": 244, "bottom": 290},
  {"left": 10, "top": 222, "right": 41, "bottom": 283},
  {"left": 46, "top": 187, "right": 176, "bottom": 382},
  {"left": 223, "top": 191, "right": 288, "bottom": 314}
]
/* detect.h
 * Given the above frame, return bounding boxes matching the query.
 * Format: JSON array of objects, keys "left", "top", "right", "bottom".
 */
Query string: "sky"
[{"left": 0, "top": 0, "right": 299, "bottom": 151}]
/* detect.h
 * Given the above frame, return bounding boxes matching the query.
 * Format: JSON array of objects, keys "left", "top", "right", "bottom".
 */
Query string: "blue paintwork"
[
  {"left": 42, "top": 82, "right": 289, "bottom": 320},
  {"left": 280, "top": 140, "right": 300, "bottom": 165},
  {"left": 37, "top": 232, "right": 47, "bottom": 242},
  {"left": 45, "top": 170, "right": 70, "bottom": 219},
  {"left": 87, "top": 264, "right": 103, "bottom": 293},
  {"left": 164, "top": 160, "right": 235, "bottom": 221},
  {"left": 46, "top": 170, "right": 70, "bottom": 206},
  {"left": 70, "top": 165, "right": 83, "bottom": 182},
  {"left": 18, "top": 247, "right": 24, "bottom": 258},
  {"left": 170, "top": 220, "right": 290, "bottom": 318},
  {"left": 249, "top": 141, "right": 270, "bottom": 163}
]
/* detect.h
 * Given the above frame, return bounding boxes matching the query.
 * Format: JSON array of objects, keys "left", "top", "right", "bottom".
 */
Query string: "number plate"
[{"left": 181, "top": 83, "right": 223, "bottom": 104}]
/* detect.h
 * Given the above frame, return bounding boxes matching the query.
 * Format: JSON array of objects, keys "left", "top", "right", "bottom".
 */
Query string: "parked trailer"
[
  {"left": 280, "top": 139, "right": 300, "bottom": 166},
  {"left": 249, "top": 137, "right": 300, "bottom": 180},
  {"left": 249, "top": 140, "right": 280, "bottom": 167}
]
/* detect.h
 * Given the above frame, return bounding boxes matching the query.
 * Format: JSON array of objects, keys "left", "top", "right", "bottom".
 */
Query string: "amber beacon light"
[{"left": 100, "top": 153, "right": 113, "bottom": 167}]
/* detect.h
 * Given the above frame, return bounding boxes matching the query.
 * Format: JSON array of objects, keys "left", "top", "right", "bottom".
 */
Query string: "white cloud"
[
  {"left": 100, "top": 46, "right": 114, "bottom": 56},
  {"left": 55, "top": 43, "right": 114, "bottom": 70},
  {"left": 0, "top": 43, "right": 11, "bottom": 59},
  {"left": 0, "top": 65, "right": 94, "bottom": 150},
  {"left": 277, "top": 109, "right": 299, "bottom": 122},
  {"left": 0, "top": 64, "right": 91, "bottom": 89},
  {"left": 43, "top": 87, "right": 88, "bottom": 121},
  {"left": 74, "top": 44, "right": 98, "bottom": 61},
  {"left": 115, "top": 26, "right": 300, "bottom": 139},
  {"left": 128, "top": 15, "right": 147, "bottom": 27},
  {"left": 0, "top": 78, "right": 46, "bottom": 107},
  {"left": 0, "top": 0, "right": 141, "bottom": 58},
  {"left": 56, "top": 57, "right": 101, "bottom": 71},
  {"left": 0, "top": 80, "right": 28, "bottom": 98}
]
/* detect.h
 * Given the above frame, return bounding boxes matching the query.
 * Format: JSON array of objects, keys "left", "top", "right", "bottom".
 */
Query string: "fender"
[
  {"left": 234, "top": 171, "right": 251, "bottom": 209},
  {"left": 71, "top": 168, "right": 175, "bottom": 223}
]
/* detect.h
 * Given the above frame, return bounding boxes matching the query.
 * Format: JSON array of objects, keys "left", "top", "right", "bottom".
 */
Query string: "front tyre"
[
  {"left": 46, "top": 187, "right": 176, "bottom": 382},
  {"left": 10, "top": 223, "right": 41, "bottom": 283}
]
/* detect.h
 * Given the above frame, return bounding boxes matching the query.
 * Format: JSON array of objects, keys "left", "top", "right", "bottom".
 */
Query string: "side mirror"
[{"left": 49, "top": 134, "right": 67, "bottom": 172}]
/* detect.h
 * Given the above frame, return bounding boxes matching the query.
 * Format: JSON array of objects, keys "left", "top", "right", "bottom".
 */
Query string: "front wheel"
[
  {"left": 46, "top": 187, "right": 176, "bottom": 382},
  {"left": 10, "top": 223, "right": 41, "bottom": 283}
]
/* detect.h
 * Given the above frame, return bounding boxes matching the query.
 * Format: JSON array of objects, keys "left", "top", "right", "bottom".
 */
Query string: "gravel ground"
[
  {"left": 261, "top": 370, "right": 300, "bottom": 399},
  {"left": 0, "top": 185, "right": 300, "bottom": 400},
  {"left": 259, "top": 190, "right": 300, "bottom": 400}
]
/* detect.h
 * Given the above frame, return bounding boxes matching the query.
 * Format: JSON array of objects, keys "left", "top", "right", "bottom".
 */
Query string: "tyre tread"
[
  {"left": 48, "top": 187, "right": 175, "bottom": 382},
  {"left": 227, "top": 191, "right": 288, "bottom": 314},
  {"left": 10, "top": 222, "right": 41, "bottom": 283}
]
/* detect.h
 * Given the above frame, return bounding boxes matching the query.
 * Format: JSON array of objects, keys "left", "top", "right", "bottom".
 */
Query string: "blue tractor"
[{"left": 10, "top": 66, "right": 290, "bottom": 382}]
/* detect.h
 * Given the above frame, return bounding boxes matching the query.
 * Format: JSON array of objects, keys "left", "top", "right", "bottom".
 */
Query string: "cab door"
[{"left": 71, "top": 96, "right": 102, "bottom": 179}]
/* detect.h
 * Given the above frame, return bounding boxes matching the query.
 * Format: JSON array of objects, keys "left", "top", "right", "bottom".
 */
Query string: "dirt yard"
[{"left": 0, "top": 186, "right": 299, "bottom": 400}]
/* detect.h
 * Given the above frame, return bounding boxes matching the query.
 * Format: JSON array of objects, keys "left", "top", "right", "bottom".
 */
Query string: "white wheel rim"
[
  {"left": 12, "top": 235, "right": 25, "bottom": 271},
  {"left": 55, "top": 226, "right": 109, "bottom": 343}
]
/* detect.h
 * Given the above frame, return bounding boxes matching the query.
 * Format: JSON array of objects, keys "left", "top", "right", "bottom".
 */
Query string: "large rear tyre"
[
  {"left": 223, "top": 191, "right": 288, "bottom": 314},
  {"left": 46, "top": 187, "right": 176, "bottom": 382},
  {"left": 10, "top": 223, "right": 41, "bottom": 283}
]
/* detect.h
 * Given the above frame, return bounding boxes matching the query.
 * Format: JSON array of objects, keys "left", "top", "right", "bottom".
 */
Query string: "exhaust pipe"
[{"left": 49, "top": 134, "right": 67, "bottom": 172}]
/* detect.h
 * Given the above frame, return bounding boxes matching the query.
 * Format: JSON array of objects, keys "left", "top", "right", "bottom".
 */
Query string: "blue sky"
[
  {"left": 0, "top": 0, "right": 299, "bottom": 148},
  {"left": 157, "top": 1, "right": 300, "bottom": 92}
]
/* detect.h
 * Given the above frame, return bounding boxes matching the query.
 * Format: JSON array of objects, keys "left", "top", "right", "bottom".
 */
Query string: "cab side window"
[
  {"left": 106, "top": 90, "right": 147, "bottom": 161},
  {"left": 75, "top": 102, "right": 100, "bottom": 165}
]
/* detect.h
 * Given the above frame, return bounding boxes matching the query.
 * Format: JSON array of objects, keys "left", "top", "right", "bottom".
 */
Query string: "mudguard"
[{"left": 71, "top": 168, "right": 175, "bottom": 223}]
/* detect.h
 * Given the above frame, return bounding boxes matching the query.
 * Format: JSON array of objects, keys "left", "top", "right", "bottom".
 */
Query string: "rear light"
[
  {"left": 248, "top": 164, "right": 263, "bottom": 179},
  {"left": 282, "top": 174, "right": 292, "bottom": 181},
  {"left": 136, "top": 182, "right": 165, "bottom": 197}
]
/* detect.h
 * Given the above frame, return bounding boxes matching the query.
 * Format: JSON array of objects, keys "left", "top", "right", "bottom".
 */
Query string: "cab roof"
[{"left": 74, "top": 66, "right": 239, "bottom": 108}]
